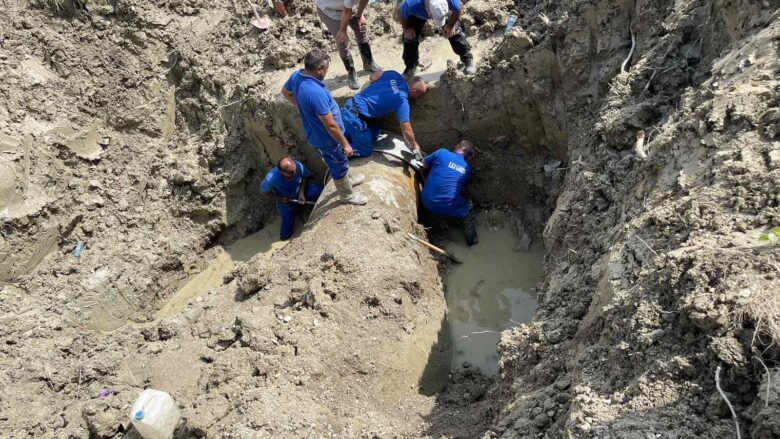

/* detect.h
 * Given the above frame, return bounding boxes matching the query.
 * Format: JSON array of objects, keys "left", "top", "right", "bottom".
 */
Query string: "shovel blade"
[{"left": 251, "top": 15, "right": 273, "bottom": 29}]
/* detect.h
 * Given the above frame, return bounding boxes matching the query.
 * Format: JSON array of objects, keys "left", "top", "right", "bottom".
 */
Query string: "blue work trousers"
[
  {"left": 342, "top": 98, "right": 380, "bottom": 158},
  {"left": 277, "top": 182, "right": 324, "bottom": 240},
  {"left": 317, "top": 144, "right": 350, "bottom": 180}
]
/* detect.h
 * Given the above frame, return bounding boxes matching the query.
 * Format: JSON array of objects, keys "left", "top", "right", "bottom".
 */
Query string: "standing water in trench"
[{"left": 442, "top": 224, "right": 544, "bottom": 376}]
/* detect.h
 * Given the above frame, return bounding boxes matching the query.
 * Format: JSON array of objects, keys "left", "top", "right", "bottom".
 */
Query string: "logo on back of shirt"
[
  {"left": 390, "top": 79, "right": 400, "bottom": 95},
  {"left": 448, "top": 161, "right": 466, "bottom": 174}
]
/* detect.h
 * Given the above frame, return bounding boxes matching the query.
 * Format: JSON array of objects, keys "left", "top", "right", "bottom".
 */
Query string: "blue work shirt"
[
  {"left": 353, "top": 70, "right": 411, "bottom": 123},
  {"left": 399, "top": 0, "right": 461, "bottom": 21},
  {"left": 283, "top": 70, "right": 344, "bottom": 150},
  {"left": 421, "top": 149, "right": 471, "bottom": 217},
  {"left": 260, "top": 160, "right": 311, "bottom": 200}
]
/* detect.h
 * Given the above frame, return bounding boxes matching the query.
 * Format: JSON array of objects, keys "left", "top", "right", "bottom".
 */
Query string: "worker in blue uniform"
[
  {"left": 281, "top": 48, "right": 367, "bottom": 205},
  {"left": 421, "top": 140, "right": 478, "bottom": 245},
  {"left": 397, "top": 0, "right": 475, "bottom": 77},
  {"left": 260, "top": 156, "right": 323, "bottom": 240},
  {"left": 341, "top": 69, "right": 428, "bottom": 158}
]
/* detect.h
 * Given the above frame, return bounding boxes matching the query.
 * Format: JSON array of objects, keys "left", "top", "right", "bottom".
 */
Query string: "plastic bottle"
[
  {"left": 129, "top": 389, "right": 180, "bottom": 439},
  {"left": 73, "top": 240, "right": 84, "bottom": 260},
  {"left": 505, "top": 13, "right": 517, "bottom": 33}
]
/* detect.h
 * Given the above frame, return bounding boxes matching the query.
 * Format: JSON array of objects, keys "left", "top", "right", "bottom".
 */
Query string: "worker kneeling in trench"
[
  {"left": 421, "top": 140, "right": 478, "bottom": 246},
  {"left": 260, "top": 155, "right": 324, "bottom": 240}
]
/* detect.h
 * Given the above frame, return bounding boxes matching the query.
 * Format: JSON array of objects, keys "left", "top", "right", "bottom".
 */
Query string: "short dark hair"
[
  {"left": 456, "top": 140, "right": 476, "bottom": 159},
  {"left": 304, "top": 48, "right": 330, "bottom": 71}
]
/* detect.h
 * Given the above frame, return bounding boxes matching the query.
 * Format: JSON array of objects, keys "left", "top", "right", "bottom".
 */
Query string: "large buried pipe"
[{"left": 224, "top": 134, "right": 451, "bottom": 433}]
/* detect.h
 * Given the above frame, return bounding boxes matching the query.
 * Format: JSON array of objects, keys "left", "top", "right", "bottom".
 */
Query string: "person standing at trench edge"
[
  {"left": 397, "top": 0, "right": 475, "bottom": 78},
  {"left": 315, "top": 0, "right": 382, "bottom": 90},
  {"left": 281, "top": 48, "right": 368, "bottom": 205},
  {"left": 421, "top": 140, "right": 478, "bottom": 245},
  {"left": 261, "top": 156, "right": 324, "bottom": 240}
]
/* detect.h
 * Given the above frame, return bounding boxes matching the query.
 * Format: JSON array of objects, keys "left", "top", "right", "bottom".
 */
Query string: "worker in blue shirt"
[
  {"left": 421, "top": 140, "right": 478, "bottom": 246},
  {"left": 341, "top": 70, "right": 428, "bottom": 157},
  {"left": 260, "top": 156, "right": 324, "bottom": 240},
  {"left": 281, "top": 48, "right": 367, "bottom": 205},
  {"left": 397, "top": 0, "right": 474, "bottom": 78}
]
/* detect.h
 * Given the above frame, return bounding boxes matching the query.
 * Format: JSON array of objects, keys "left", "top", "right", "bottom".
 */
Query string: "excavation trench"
[
  {"left": 130, "top": 58, "right": 564, "bottom": 434},
  {"left": 215, "top": 75, "right": 559, "bottom": 389}
]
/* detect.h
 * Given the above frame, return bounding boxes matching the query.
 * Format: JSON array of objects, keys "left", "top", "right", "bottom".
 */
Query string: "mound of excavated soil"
[{"left": 1, "top": 0, "right": 778, "bottom": 438}]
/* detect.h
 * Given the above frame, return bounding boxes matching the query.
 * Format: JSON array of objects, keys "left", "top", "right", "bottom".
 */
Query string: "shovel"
[
  {"left": 247, "top": 0, "right": 273, "bottom": 30},
  {"left": 407, "top": 233, "right": 462, "bottom": 263}
]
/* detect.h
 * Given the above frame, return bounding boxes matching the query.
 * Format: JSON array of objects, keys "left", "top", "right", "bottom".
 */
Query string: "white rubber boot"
[{"left": 334, "top": 177, "right": 367, "bottom": 205}]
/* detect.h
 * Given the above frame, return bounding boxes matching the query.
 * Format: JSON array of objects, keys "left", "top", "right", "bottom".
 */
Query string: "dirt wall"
[{"left": 484, "top": 0, "right": 780, "bottom": 438}]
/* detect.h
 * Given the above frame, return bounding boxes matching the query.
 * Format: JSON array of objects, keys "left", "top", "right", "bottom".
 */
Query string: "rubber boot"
[
  {"left": 349, "top": 173, "right": 365, "bottom": 187},
  {"left": 359, "top": 43, "right": 382, "bottom": 72},
  {"left": 462, "top": 209, "right": 478, "bottom": 246},
  {"left": 462, "top": 57, "right": 476, "bottom": 75},
  {"left": 334, "top": 177, "right": 367, "bottom": 205},
  {"left": 342, "top": 55, "right": 360, "bottom": 90}
]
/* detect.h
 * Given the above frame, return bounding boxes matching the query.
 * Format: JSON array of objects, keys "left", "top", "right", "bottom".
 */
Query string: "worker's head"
[
  {"left": 454, "top": 140, "right": 476, "bottom": 161},
  {"left": 303, "top": 48, "right": 330, "bottom": 80},
  {"left": 407, "top": 76, "right": 427, "bottom": 100},
  {"left": 277, "top": 156, "right": 297, "bottom": 181}
]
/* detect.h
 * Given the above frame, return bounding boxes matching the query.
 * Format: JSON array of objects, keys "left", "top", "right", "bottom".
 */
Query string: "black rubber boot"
[
  {"left": 462, "top": 209, "right": 478, "bottom": 246},
  {"left": 359, "top": 43, "right": 382, "bottom": 72},
  {"left": 342, "top": 55, "right": 360, "bottom": 90}
]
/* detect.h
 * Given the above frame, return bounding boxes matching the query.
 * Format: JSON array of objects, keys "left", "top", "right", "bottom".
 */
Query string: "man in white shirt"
[{"left": 315, "top": 0, "right": 381, "bottom": 90}]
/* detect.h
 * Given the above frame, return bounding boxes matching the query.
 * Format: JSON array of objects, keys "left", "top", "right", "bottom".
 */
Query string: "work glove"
[{"left": 414, "top": 149, "right": 423, "bottom": 161}]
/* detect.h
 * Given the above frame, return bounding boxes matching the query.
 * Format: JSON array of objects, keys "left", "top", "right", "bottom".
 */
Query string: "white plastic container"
[{"left": 129, "top": 389, "right": 180, "bottom": 439}]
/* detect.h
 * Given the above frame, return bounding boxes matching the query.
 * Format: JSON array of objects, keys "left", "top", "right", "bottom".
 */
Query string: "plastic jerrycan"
[{"left": 129, "top": 389, "right": 180, "bottom": 439}]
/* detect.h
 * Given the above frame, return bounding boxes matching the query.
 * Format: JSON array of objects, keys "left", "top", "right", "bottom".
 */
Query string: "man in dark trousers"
[
  {"left": 341, "top": 69, "right": 427, "bottom": 157},
  {"left": 281, "top": 48, "right": 367, "bottom": 205},
  {"left": 315, "top": 0, "right": 382, "bottom": 90},
  {"left": 397, "top": 0, "right": 475, "bottom": 78},
  {"left": 261, "top": 156, "right": 323, "bottom": 240},
  {"left": 421, "top": 140, "right": 478, "bottom": 246}
]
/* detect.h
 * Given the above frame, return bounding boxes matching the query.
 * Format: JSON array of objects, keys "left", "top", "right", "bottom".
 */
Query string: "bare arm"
[
  {"left": 281, "top": 87, "right": 296, "bottom": 106},
  {"left": 400, "top": 121, "right": 420, "bottom": 151},
  {"left": 338, "top": 7, "right": 351, "bottom": 33},
  {"left": 446, "top": 10, "right": 460, "bottom": 28},
  {"left": 318, "top": 112, "right": 354, "bottom": 156},
  {"left": 264, "top": 191, "right": 290, "bottom": 203},
  {"left": 354, "top": 0, "right": 369, "bottom": 18},
  {"left": 298, "top": 176, "right": 309, "bottom": 201}
]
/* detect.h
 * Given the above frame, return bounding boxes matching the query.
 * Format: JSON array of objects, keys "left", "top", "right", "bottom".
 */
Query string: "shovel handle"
[
  {"left": 246, "top": 0, "right": 262, "bottom": 21},
  {"left": 407, "top": 233, "right": 460, "bottom": 262}
]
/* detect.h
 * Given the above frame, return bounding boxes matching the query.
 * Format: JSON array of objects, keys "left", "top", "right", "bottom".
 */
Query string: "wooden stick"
[
  {"left": 407, "top": 233, "right": 461, "bottom": 263},
  {"left": 715, "top": 365, "right": 741, "bottom": 439}
]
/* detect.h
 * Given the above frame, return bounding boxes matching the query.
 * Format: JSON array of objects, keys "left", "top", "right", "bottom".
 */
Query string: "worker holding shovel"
[{"left": 261, "top": 156, "right": 323, "bottom": 240}]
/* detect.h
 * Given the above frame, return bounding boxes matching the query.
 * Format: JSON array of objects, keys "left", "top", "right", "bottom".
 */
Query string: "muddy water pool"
[{"left": 442, "top": 224, "right": 544, "bottom": 376}]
